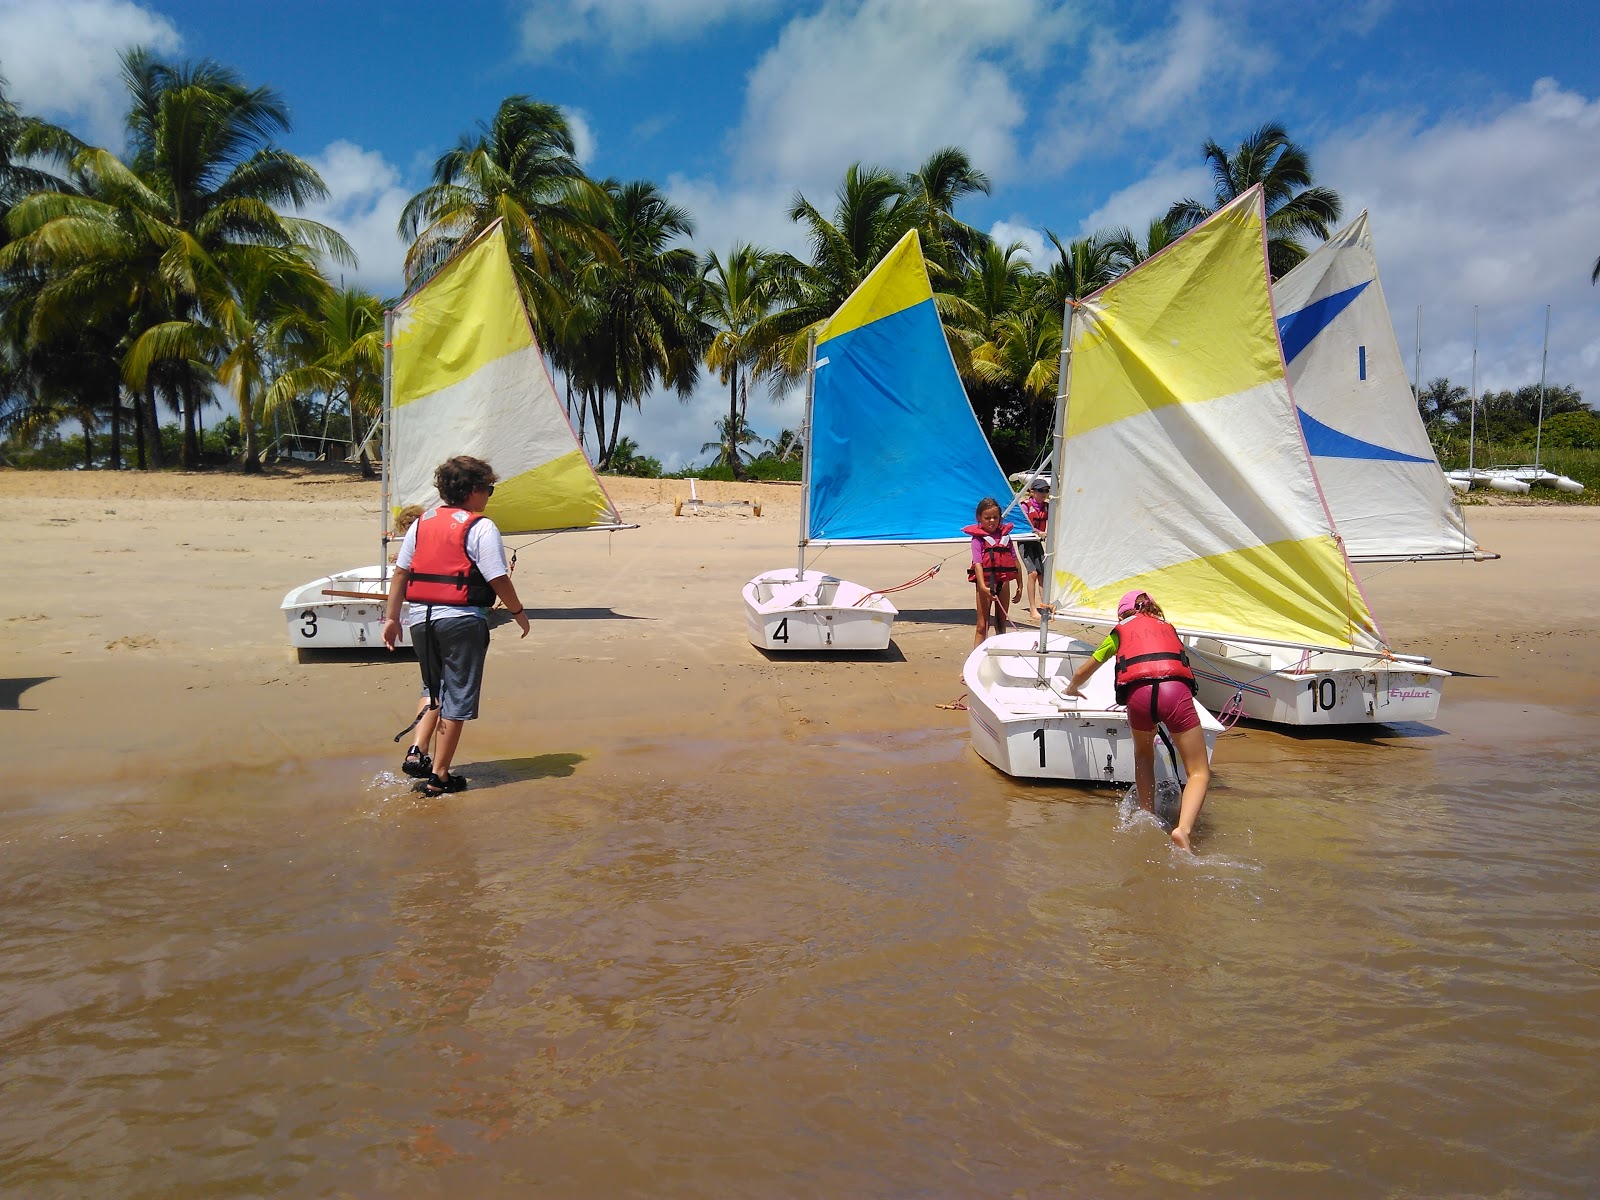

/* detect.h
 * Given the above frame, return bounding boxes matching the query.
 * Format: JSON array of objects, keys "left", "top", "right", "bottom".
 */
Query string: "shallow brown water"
[{"left": 4, "top": 700, "right": 1599, "bottom": 1197}]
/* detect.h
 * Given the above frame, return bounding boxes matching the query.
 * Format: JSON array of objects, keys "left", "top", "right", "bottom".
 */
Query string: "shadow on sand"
[
  {"left": 753, "top": 644, "right": 907, "bottom": 664},
  {"left": 0, "top": 676, "right": 55, "bottom": 711},
  {"left": 461, "top": 752, "right": 585, "bottom": 788}
]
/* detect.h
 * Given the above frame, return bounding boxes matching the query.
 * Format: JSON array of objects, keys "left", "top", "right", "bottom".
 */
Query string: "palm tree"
[
  {"left": 567, "top": 179, "right": 706, "bottom": 467},
  {"left": 1040, "top": 229, "right": 1125, "bottom": 310},
  {"left": 399, "top": 95, "right": 612, "bottom": 314},
  {"left": 267, "top": 285, "right": 385, "bottom": 475},
  {"left": 701, "top": 412, "right": 769, "bottom": 470},
  {"left": 696, "top": 242, "right": 777, "bottom": 480},
  {"left": 904, "top": 146, "right": 991, "bottom": 277},
  {"left": 1415, "top": 378, "right": 1470, "bottom": 430},
  {"left": 4, "top": 50, "right": 352, "bottom": 469},
  {"left": 1108, "top": 214, "right": 1182, "bottom": 271},
  {"left": 753, "top": 163, "right": 919, "bottom": 381},
  {"left": 1166, "top": 122, "right": 1342, "bottom": 279}
]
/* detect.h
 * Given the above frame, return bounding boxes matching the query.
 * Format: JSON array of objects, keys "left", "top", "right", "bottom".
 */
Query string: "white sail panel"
[
  {"left": 1273, "top": 212, "right": 1478, "bottom": 559},
  {"left": 1047, "top": 188, "right": 1384, "bottom": 653}
]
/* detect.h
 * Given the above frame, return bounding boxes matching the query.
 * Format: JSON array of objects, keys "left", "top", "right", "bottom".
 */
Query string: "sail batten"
[
  {"left": 1047, "top": 188, "right": 1382, "bottom": 654},
  {"left": 805, "top": 230, "right": 1013, "bottom": 544},
  {"left": 388, "top": 222, "right": 626, "bottom": 538},
  {"left": 1272, "top": 212, "right": 1479, "bottom": 560}
]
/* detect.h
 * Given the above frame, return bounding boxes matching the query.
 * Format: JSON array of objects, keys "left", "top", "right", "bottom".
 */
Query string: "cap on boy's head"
[
  {"left": 1117, "top": 590, "right": 1149, "bottom": 618},
  {"left": 1028, "top": 478, "right": 1049, "bottom": 492}
]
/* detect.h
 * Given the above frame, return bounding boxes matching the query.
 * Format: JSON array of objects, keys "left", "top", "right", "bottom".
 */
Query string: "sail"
[
  {"left": 806, "top": 229, "right": 1014, "bottom": 543},
  {"left": 1047, "top": 188, "right": 1384, "bottom": 652},
  {"left": 1273, "top": 212, "right": 1479, "bottom": 560},
  {"left": 388, "top": 222, "right": 626, "bottom": 536}
]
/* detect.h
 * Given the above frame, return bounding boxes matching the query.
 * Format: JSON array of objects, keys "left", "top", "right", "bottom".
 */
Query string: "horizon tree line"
[{"left": 2, "top": 51, "right": 1590, "bottom": 479}]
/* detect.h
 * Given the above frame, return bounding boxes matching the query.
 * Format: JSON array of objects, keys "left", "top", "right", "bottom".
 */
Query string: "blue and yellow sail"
[
  {"left": 388, "top": 223, "right": 624, "bottom": 536},
  {"left": 1046, "top": 188, "right": 1383, "bottom": 651},
  {"left": 806, "top": 230, "right": 1014, "bottom": 543}
]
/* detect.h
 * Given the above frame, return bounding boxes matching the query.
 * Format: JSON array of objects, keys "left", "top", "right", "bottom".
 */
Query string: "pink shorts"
[{"left": 1124, "top": 680, "right": 1201, "bottom": 733}]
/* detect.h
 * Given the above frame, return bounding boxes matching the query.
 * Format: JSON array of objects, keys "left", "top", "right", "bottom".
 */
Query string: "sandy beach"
[{"left": 3, "top": 466, "right": 1598, "bottom": 794}]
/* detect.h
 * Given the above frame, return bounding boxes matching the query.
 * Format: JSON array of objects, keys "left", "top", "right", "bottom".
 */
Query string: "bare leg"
[
  {"left": 1026, "top": 570, "right": 1043, "bottom": 618},
  {"left": 973, "top": 587, "right": 991, "bottom": 649},
  {"left": 1129, "top": 726, "right": 1157, "bottom": 813},
  {"left": 412, "top": 696, "right": 439, "bottom": 757},
  {"left": 431, "top": 717, "right": 465, "bottom": 779},
  {"left": 1168, "top": 725, "right": 1211, "bottom": 853}
]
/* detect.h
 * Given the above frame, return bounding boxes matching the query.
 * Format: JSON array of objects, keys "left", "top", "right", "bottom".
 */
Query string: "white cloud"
[
  {"left": 1032, "top": 1, "right": 1269, "bottom": 172},
  {"left": 0, "top": 0, "right": 181, "bottom": 147},
  {"left": 737, "top": 0, "right": 1075, "bottom": 193},
  {"left": 563, "top": 106, "right": 597, "bottom": 165},
  {"left": 607, "top": 371, "right": 803, "bottom": 473},
  {"left": 988, "top": 219, "right": 1047, "bottom": 264},
  {"left": 1077, "top": 162, "right": 1210, "bottom": 237},
  {"left": 517, "top": 0, "right": 781, "bottom": 60},
  {"left": 665, "top": 173, "right": 810, "bottom": 259},
  {"left": 1320, "top": 78, "right": 1600, "bottom": 401},
  {"left": 300, "top": 140, "right": 413, "bottom": 300}
]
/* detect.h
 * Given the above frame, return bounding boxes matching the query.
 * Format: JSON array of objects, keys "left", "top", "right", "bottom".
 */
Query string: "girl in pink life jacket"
[
  {"left": 965, "top": 497, "right": 1023, "bottom": 649},
  {"left": 1018, "top": 478, "right": 1049, "bottom": 619},
  {"left": 1062, "top": 590, "right": 1211, "bottom": 853}
]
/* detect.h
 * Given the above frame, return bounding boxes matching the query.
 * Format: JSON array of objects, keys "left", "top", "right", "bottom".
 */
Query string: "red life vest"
[
  {"left": 405, "top": 506, "right": 496, "bottom": 607},
  {"left": 1022, "top": 494, "right": 1048, "bottom": 534},
  {"left": 1113, "top": 612, "right": 1197, "bottom": 703},
  {"left": 963, "top": 522, "right": 1020, "bottom": 584}
]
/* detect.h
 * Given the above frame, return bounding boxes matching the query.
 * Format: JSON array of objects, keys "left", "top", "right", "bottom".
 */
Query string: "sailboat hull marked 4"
[
  {"left": 743, "top": 569, "right": 896, "bottom": 651},
  {"left": 1186, "top": 637, "right": 1446, "bottom": 725},
  {"left": 963, "top": 631, "right": 1223, "bottom": 784},
  {"left": 281, "top": 566, "right": 409, "bottom": 650}
]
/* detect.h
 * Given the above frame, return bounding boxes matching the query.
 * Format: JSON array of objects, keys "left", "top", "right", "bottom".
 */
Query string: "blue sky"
[{"left": 3, "top": 0, "right": 1598, "bottom": 469}]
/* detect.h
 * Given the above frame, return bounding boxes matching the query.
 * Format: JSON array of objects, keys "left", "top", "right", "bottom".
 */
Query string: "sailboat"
[
  {"left": 744, "top": 229, "right": 1018, "bottom": 651},
  {"left": 280, "top": 222, "right": 631, "bottom": 650},
  {"left": 1272, "top": 212, "right": 1496, "bottom": 561}
]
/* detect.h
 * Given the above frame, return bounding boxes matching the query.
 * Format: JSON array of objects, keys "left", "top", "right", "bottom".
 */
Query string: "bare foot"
[{"left": 1170, "top": 827, "right": 1194, "bottom": 853}]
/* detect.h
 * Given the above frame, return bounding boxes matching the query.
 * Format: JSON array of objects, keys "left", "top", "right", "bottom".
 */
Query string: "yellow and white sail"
[
  {"left": 1047, "top": 187, "right": 1383, "bottom": 652},
  {"left": 387, "top": 222, "right": 625, "bottom": 536}
]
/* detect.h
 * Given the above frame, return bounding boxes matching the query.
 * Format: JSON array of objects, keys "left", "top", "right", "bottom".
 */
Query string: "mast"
[
  {"left": 1413, "top": 305, "right": 1422, "bottom": 401},
  {"left": 1467, "top": 306, "right": 1478, "bottom": 480},
  {"left": 1535, "top": 303, "right": 1550, "bottom": 471},
  {"left": 380, "top": 307, "right": 394, "bottom": 585},
  {"left": 796, "top": 327, "right": 818, "bottom": 577},
  {"left": 1044, "top": 300, "right": 1076, "bottom": 611}
]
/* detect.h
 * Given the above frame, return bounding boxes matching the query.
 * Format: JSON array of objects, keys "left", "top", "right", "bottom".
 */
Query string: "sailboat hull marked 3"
[
  {"left": 281, "top": 566, "right": 409, "bottom": 650},
  {"left": 963, "top": 631, "right": 1222, "bottom": 784},
  {"left": 744, "top": 569, "right": 896, "bottom": 651}
]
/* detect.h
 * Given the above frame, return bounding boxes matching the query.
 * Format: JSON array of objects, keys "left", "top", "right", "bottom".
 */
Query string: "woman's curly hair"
[{"left": 434, "top": 455, "right": 498, "bottom": 506}]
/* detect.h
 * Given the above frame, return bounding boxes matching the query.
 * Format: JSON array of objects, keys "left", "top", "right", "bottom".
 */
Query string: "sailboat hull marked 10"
[
  {"left": 1186, "top": 638, "right": 1445, "bottom": 725},
  {"left": 964, "top": 630, "right": 1222, "bottom": 784},
  {"left": 281, "top": 222, "right": 629, "bottom": 651},
  {"left": 743, "top": 229, "right": 1014, "bottom": 652},
  {"left": 744, "top": 569, "right": 896, "bottom": 651}
]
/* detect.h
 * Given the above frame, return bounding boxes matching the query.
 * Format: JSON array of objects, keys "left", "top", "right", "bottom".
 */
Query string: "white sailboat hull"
[
  {"left": 1186, "top": 637, "right": 1447, "bottom": 725},
  {"left": 963, "top": 631, "right": 1222, "bottom": 784},
  {"left": 281, "top": 566, "right": 407, "bottom": 650},
  {"left": 743, "top": 569, "right": 897, "bottom": 651}
]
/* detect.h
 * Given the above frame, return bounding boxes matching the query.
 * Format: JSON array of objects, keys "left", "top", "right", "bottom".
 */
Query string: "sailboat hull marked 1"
[
  {"left": 282, "top": 222, "right": 629, "bottom": 651},
  {"left": 744, "top": 569, "right": 896, "bottom": 651},
  {"left": 743, "top": 229, "right": 1014, "bottom": 653},
  {"left": 964, "top": 631, "right": 1222, "bottom": 784}
]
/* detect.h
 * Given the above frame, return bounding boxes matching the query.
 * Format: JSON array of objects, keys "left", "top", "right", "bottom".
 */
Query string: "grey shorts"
[
  {"left": 1018, "top": 539, "right": 1044, "bottom": 573},
  {"left": 412, "top": 615, "right": 490, "bottom": 721}
]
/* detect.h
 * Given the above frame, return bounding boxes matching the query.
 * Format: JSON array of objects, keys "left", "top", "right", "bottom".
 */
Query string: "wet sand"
[
  {"left": 4, "top": 467, "right": 1598, "bottom": 792},
  {"left": 3, "top": 469, "right": 1600, "bottom": 1196}
]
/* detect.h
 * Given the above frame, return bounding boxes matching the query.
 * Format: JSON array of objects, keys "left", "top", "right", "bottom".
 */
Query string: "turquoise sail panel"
[{"left": 807, "top": 296, "right": 1014, "bottom": 543}]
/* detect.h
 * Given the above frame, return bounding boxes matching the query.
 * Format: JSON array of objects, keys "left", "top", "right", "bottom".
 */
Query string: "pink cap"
[{"left": 1117, "top": 590, "right": 1149, "bottom": 618}]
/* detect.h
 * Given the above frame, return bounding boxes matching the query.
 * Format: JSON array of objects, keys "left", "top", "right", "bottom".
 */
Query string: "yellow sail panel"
[
  {"left": 391, "top": 226, "right": 534, "bottom": 406},
  {"left": 1068, "top": 193, "right": 1282, "bottom": 438},
  {"left": 1046, "top": 186, "right": 1383, "bottom": 652},
  {"left": 1053, "top": 537, "right": 1376, "bottom": 649},
  {"left": 818, "top": 229, "right": 932, "bottom": 344},
  {"left": 490, "top": 448, "right": 615, "bottom": 531}
]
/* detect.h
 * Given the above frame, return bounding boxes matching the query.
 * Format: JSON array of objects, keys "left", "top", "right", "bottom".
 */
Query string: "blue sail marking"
[
  {"left": 1277, "top": 280, "right": 1370, "bottom": 363},
  {"left": 1298, "top": 408, "right": 1431, "bottom": 462}
]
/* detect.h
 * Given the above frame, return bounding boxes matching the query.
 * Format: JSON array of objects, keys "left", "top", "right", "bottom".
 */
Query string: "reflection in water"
[{"left": 2, "top": 712, "right": 1598, "bottom": 1197}]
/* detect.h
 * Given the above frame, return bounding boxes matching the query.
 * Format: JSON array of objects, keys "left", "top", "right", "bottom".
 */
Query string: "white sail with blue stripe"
[{"left": 1273, "top": 212, "right": 1481, "bottom": 561}]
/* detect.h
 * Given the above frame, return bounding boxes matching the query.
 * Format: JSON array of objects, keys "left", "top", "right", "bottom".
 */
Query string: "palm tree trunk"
[
  {"left": 181, "top": 380, "right": 201, "bottom": 469},
  {"left": 81, "top": 415, "right": 94, "bottom": 469},
  {"left": 109, "top": 389, "right": 123, "bottom": 470},
  {"left": 604, "top": 394, "right": 625, "bottom": 469},
  {"left": 142, "top": 384, "right": 164, "bottom": 470},
  {"left": 728, "top": 373, "right": 746, "bottom": 481}
]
